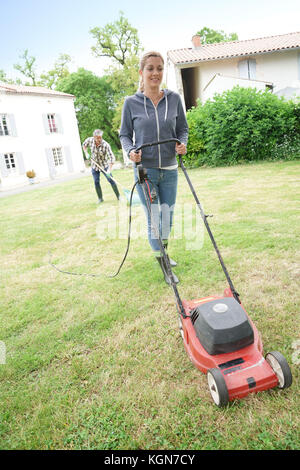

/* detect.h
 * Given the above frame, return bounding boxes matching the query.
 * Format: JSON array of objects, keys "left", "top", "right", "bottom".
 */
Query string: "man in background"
[{"left": 82, "top": 129, "right": 120, "bottom": 203}]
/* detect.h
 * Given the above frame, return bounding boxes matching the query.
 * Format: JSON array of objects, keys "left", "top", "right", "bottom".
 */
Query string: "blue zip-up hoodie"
[{"left": 119, "top": 89, "right": 189, "bottom": 168}]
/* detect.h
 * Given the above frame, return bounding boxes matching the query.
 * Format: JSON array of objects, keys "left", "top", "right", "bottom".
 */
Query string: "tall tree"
[
  {"left": 13, "top": 50, "right": 71, "bottom": 88},
  {"left": 0, "top": 70, "right": 16, "bottom": 84},
  {"left": 90, "top": 11, "right": 141, "bottom": 66},
  {"left": 56, "top": 68, "right": 119, "bottom": 150},
  {"left": 40, "top": 54, "right": 71, "bottom": 89},
  {"left": 90, "top": 12, "right": 143, "bottom": 132},
  {"left": 196, "top": 27, "right": 238, "bottom": 44},
  {"left": 14, "top": 49, "right": 38, "bottom": 85},
  {"left": 106, "top": 55, "right": 140, "bottom": 132}
]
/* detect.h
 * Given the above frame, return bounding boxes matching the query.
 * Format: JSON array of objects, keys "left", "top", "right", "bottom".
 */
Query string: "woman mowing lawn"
[{"left": 119, "top": 51, "right": 189, "bottom": 284}]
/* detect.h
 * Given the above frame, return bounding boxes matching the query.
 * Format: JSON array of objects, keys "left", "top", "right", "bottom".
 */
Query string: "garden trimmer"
[
  {"left": 90, "top": 157, "right": 140, "bottom": 205},
  {"left": 135, "top": 138, "right": 293, "bottom": 407}
]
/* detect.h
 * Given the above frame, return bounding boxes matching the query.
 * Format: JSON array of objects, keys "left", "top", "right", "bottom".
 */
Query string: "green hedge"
[{"left": 184, "top": 86, "right": 300, "bottom": 167}]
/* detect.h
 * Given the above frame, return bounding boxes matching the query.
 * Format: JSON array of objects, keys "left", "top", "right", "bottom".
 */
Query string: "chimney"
[{"left": 192, "top": 35, "right": 201, "bottom": 48}]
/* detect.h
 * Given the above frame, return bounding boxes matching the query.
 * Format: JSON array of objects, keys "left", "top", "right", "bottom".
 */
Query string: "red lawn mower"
[{"left": 135, "top": 139, "right": 293, "bottom": 407}]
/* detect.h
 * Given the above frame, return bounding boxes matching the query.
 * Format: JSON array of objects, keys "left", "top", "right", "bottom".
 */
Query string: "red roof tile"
[
  {"left": 0, "top": 82, "right": 74, "bottom": 98},
  {"left": 168, "top": 31, "right": 300, "bottom": 64}
]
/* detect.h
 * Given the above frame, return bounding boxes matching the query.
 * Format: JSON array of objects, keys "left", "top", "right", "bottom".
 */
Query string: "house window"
[
  {"left": 0, "top": 114, "right": 9, "bottom": 136},
  {"left": 238, "top": 59, "right": 256, "bottom": 80},
  {"left": 47, "top": 114, "right": 58, "bottom": 133},
  {"left": 52, "top": 147, "right": 63, "bottom": 166},
  {"left": 4, "top": 153, "right": 17, "bottom": 173}
]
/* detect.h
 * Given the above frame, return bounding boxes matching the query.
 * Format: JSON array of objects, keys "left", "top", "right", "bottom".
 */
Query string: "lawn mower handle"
[
  {"left": 134, "top": 139, "right": 182, "bottom": 183},
  {"left": 134, "top": 139, "right": 182, "bottom": 177},
  {"left": 136, "top": 138, "right": 181, "bottom": 152}
]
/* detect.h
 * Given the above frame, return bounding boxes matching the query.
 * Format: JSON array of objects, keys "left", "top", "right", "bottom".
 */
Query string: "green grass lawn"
[{"left": 0, "top": 160, "right": 299, "bottom": 450}]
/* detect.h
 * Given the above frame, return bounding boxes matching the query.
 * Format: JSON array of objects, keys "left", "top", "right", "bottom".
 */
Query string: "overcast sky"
[{"left": 1, "top": 0, "right": 299, "bottom": 81}]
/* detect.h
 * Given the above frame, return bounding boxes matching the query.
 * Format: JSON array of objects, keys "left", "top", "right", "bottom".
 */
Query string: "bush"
[{"left": 185, "top": 86, "right": 300, "bottom": 167}]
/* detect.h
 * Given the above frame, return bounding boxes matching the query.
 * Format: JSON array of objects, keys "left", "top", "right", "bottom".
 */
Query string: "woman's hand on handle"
[
  {"left": 175, "top": 142, "right": 187, "bottom": 155},
  {"left": 129, "top": 149, "right": 142, "bottom": 163}
]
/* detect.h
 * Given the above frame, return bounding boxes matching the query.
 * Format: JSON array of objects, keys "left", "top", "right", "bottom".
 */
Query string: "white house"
[
  {"left": 167, "top": 31, "right": 300, "bottom": 109},
  {"left": 0, "top": 83, "right": 85, "bottom": 190}
]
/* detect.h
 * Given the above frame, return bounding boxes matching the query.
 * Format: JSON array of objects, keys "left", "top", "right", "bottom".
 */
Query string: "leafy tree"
[
  {"left": 13, "top": 50, "right": 71, "bottom": 89},
  {"left": 0, "top": 70, "right": 16, "bottom": 84},
  {"left": 106, "top": 55, "right": 140, "bottom": 132},
  {"left": 39, "top": 54, "right": 71, "bottom": 89},
  {"left": 56, "top": 68, "right": 119, "bottom": 150},
  {"left": 90, "top": 11, "right": 142, "bottom": 66},
  {"left": 14, "top": 49, "right": 38, "bottom": 85},
  {"left": 196, "top": 27, "right": 238, "bottom": 44},
  {"left": 90, "top": 12, "right": 143, "bottom": 132}
]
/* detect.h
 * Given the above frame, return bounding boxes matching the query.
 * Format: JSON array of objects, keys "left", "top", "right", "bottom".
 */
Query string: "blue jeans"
[
  {"left": 134, "top": 167, "right": 178, "bottom": 252},
  {"left": 92, "top": 167, "right": 119, "bottom": 200}
]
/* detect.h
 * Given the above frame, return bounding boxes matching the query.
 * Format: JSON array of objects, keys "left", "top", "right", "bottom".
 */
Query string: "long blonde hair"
[{"left": 139, "top": 51, "right": 164, "bottom": 92}]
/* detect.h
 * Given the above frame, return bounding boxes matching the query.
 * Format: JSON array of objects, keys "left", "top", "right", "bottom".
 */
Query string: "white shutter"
[
  {"left": 8, "top": 114, "right": 17, "bottom": 136},
  {"left": 64, "top": 146, "right": 74, "bottom": 172},
  {"left": 248, "top": 59, "right": 256, "bottom": 80},
  {"left": 0, "top": 154, "right": 9, "bottom": 177},
  {"left": 15, "top": 152, "right": 26, "bottom": 175},
  {"left": 55, "top": 114, "right": 64, "bottom": 134},
  {"left": 42, "top": 114, "right": 51, "bottom": 134},
  {"left": 45, "top": 148, "right": 56, "bottom": 179},
  {"left": 238, "top": 60, "right": 249, "bottom": 79}
]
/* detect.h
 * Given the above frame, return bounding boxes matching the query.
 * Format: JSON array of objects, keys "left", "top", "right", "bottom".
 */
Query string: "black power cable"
[{"left": 48, "top": 181, "right": 139, "bottom": 278}]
